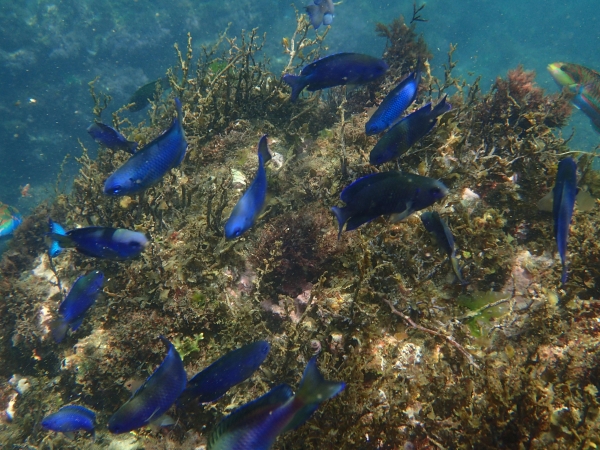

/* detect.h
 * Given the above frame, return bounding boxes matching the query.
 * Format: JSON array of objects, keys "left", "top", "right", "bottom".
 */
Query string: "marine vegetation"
[{"left": 1, "top": 10, "right": 600, "bottom": 450}]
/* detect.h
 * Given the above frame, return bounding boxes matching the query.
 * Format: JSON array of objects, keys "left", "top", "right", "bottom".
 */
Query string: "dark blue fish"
[
  {"left": 282, "top": 53, "right": 389, "bottom": 102},
  {"left": 87, "top": 122, "right": 138, "bottom": 154},
  {"left": 225, "top": 135, "right": 272, "bottom": 239},
  {"left": 179, "top": 341, "right": 270, "bottom": 406},
  {"left": 41, "top": 405, "right": 96, "bottom": 437},
  {"left": 104, "top": 98, "right": 188, "bottom": 196},
  {"left": 207, "top": 356, "right": 345, "bottom": 450},
  {"left": 47, "top": 219, "right": 148, "bottom": 260},
  {"left": 421, "top": 211, "right": 466, "bottom": 284},
  {"left": 51, "top": 270, "right": 104, "bottom": 343},
  {"left": 306, "top": 0, "right": 334, "bottom": 29},
  {"left": 128, "top": 77, "right": 171, "bottom": 112},
  {"left": 553, "top": 157, "right": 577, "bottom": 285},
  {"left": 331, "top": 171, "right": 448, "bottom": 237},
  {"left": 370, "top": 95, "right": 452, "bottom": 165},
  {"left": 108, "top": 336, "right": 187, "bottom": 434},
  {"left": 365, "top": 63, "right": 421, "bottom": 135}
]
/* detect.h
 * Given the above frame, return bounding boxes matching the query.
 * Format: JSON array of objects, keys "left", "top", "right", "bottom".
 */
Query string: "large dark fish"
[
  {"left": 207, "top": 356, "right": 345, "bottom": 450},
  {"left": 282, "top": 53, "right": 388, "bottom": 102},
  {"left": 553, "top": 157, "right": 577, "bottom": 285},
  {"left": 421, "top": 211, "right": 465, "bottom": 284},
  {"left": 41, "top": 405, "right": 96, "bottom": 438},
  {"left": 370, "top": 95, "right": 452, "bottom": 165},
  {"left": 365, "top": 63, "right": 421, "bottom": 135},
  {"left": 51, "top": 270, "right": 104, "bottom": 343},
  {"left": 179, "top": 340, "right": 270, "bottom": 405},
  {"left": 225, "top": 135, "right": 272, "bottom": 239},
  {"left": 306, "top": 0, "right": 334, "bottom": 29},
  {"left": 108, "top": 336, "right": 187, "bottom": 434},
  {"left": 104, "top": 98, "right": 188, "bottom": 196},
  {"left": 331, "top": 171, "right": 448, "bottom": 237},
  {"left": 128, "top": 77, "right": 170, "bottom": 112},
  {"left": 47, "top": 219, "right": 148, "bottom": 260},
  {"left": 87, "top": 122, "right": 138, "bottom": 154}
]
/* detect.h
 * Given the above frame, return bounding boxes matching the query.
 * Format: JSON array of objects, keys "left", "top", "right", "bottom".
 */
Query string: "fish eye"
[{"left": 111, "top": 186, "right": 122, "bottom": 194}]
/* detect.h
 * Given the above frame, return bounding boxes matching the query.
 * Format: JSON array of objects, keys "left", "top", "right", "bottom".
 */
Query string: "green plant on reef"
[{"left": 173, "top": 333, "right": 205, "bottom": 361}]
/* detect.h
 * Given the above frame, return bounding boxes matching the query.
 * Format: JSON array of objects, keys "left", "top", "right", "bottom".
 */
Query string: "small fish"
[
  {"left": 282, "top": 53, "right": 389, "bottom": 102},
  {"left": 47, "top": 219, "right": 148, "bottom": 260},
  {"left": 104, "top": 98, "right": 188, "bottom": 196},
  {"left": 41, "top": 405, "right": 96, "bottom": 438},
  {"left": 87, "top": 122, "right": 138, "bottom": 154},
  {"left": 128, "top": 77, "right": 171, "bottom": 112},
  {"left": 179, "top": 341, "right": 270, "bottom": 406},
  {"left": 225, "top": 135, "right": 272, "bottom": 239},
  {"left": 421, "top": 211, "right": 465, "bottom": 284},
  {"left": 20, "top": 183, "right": 31, "bottom": 197},
  {"left": 207, "top": 356, "right": 345, "bottom": 450},
  {"left": 305, "top": 0, "right": 334, "bottom": 29},
  {"left": 0, "top": 202, "right": 22, "bottom": 238},
  {"left": 331, "top": 171, "right": 448, "bottom": 237},
  {"left": 553, "top": 157, "right": 577, "bottom": 285},
  {"left": 548, "top": 62, "right": 600, "bottom": 133},
  {"left": 365, "top": 63, "right": 421, "bottom": 135},
  {"left": 370, "top": 95, "right": 452, "bottom": 165},
  {"left": 51, "top": 270, "right": 104, "bottom": 343},
  {"left": 108, "top": 336, "right": 187, "bottom": 434}
]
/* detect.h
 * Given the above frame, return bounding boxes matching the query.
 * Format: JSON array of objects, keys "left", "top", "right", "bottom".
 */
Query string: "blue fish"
[
  {"left": 207, "top": 356, "right": 345, "bottom": 450},
  {"left": 47, "top": 219, "right": 148, "bottom": 260},
  {"left": 51, "top": 270, "right": 104, "bottom": 343},
  {"left": 87, "top": 122, "right": 138, "bottom": 154},
  {"left": 104, "top": 98, "right": 188, "bottom": 196},
  {"left": 108, "top": 336, "right": 187, "bottom": 434},
  {"left": 370, "top": 95, "right": 452, "bottom": 165},
  {"left": 421, "top": 211, "right": 466, "bottom": 285},
  {"left": 282, "top": 53, "right": 389, "bottom": 102},
  {"left": 306, "top": 0, "right": 334, "bottom": 29},
  {"left": 41, "top": 405, "right": 96, "bottom": 438},
  {"left": 553, "top": 157, "right": 577, "bottom": 285},
  {"left": 179, "top": 341, "right": 270, "bottom": 406},
  {"left": 365, "top": 63, "right": 421, "bottom": 135},
  {"left": 225, "top": 135, "right": 272, "bottom": 239},
  {"left": 332, "top": 171, "right": 448, "bottom": 237}
]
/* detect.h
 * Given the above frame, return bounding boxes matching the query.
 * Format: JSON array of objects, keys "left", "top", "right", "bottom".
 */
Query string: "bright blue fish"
[
  {"left": 306, "top": 0, "right": 334, "bottom": 29},
  {"left": 370, "top": 95, "right": 452, "bottom": 165},
  {"left": 207, "top": 356, "right": 345, "bottom": 450},
  {"left": 365, "top": 63, "right": 421, "bottom": 135},
  {"left": 41, "top": 405, "right": 96, "bottom": 437},
  {"left": 332, "top": 171, "right": 448, "bottom": 237},
  {"left": 108, "top": 336, "right": 187, "bottom": 434},
  {"left": 47, "top": 219, "right": 148, "bottom": 260},
  {"left": 87, "top": 122, "right": 138, "bottom": 154},
  {"left": 225, "top": 135, "right": 272, "bottom": 239},
  {"left": 179, "top": 341, "right": 270, "bottom": 406},
  {"left": 553, "top": 157, "right": 577, "bottom": 285},
  {"left": 282, "top": 53, "right": 389, "bottom": 102},
  {"left": 104, "top": 98, "right": 187, "bottom": 196},
  {"left": 51, "top": 270, "right": 104, "bottom": 343}
]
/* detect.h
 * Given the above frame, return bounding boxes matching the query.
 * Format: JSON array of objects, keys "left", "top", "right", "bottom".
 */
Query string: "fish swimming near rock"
[
  {"left": 87, "top": 122, "right": 138, "bottom": 154},
  {"left": 370, "top": 95, "right": 451, "bottom": 165},
  {"left": 127, "top": 77, "right": 171, "bottom": 112},
  {"left": 108, "top": 336, "right": 187, "bottom": 434},
  {"left": 47, "top": 219, "right": 148, "bottom": 260},
  {"left": 548, "top": 62, "right": 600, "bottom": 133},
  {"left": 179, "top": 340, "right": 270, "bottom": 405},
  {"left": 306, "top": 0, "right": 334, "bottom": 29},
  {"left": 104, "top": 98, "right": 187, "bottom": 196},
  {"left": 51, "top": 270, "right": 104, "bottom": 343},
  {"left": 41, "top": 405, "right": 96, "bottom": 438},
  {"left": 225, "top": 135, "right": 272, "bottom": 239},
  {"left": 0, "top": 202, "right": 22, "bottom": 238},
  {"left": 207, "top": 356, "right": 345, "bottom": 450},
  {"left": 421, "top": 211, "right": 466, "bottom": 284},
  {"left": 365, "top": 63, "right": 421, "bottom": 135},
  {"left": 282, "top": 53, "right": 389, "bottom": 102},
  {"left": 331, "top": 171, "right": 448, "bottom": 237},
  {"left": 553, "top": 157, "right": 578, "bottom": 285}
]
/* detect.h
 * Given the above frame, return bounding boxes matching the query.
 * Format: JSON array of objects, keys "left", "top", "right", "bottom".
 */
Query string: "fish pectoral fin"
[
  {"left": 148, "top": 413, "right": 175, "bottom": 432},
  {"left": 389, "top": 202, "right": 413, "bottom": 223}
]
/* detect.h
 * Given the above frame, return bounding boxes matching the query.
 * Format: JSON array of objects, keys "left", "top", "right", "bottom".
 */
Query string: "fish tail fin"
[
  {"left": 305, "top": 4, "right": 324, "bottom": 29},
  {"left": 282, "top": 74, "right": 306, "bottom": 102},
  {"left": 257, "top": 134, "right": 272, "bottom": 164},
  {"left": 331, "top": 206, "right": 348, "bottom": 239},
  {"left": 50, "top": 318, "right": 69, "bottom": 343},
  {"left": 450, "top": 255, "right": 468, "bottom": 285},
  {"left": 561, "top": 264, "right": 568, "bottom": 286},
  {"left": 47, "top": 219, "right": 68, "bottom": 257},
  {"left": 127, "top": 141, "right": 138, "bottom": 154}
]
